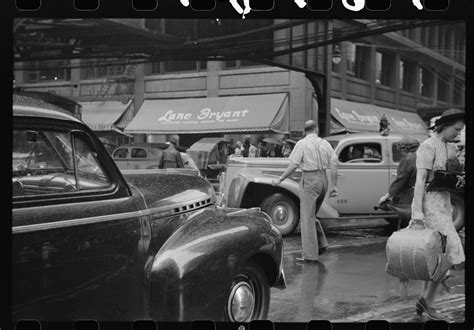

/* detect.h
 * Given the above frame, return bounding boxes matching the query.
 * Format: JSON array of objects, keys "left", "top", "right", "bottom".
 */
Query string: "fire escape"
[{"left": 91, "top": 63, "right": 137, "bottom": 101}]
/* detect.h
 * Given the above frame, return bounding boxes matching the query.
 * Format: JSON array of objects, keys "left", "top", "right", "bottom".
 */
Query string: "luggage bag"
[{"left": 385, "top": 222, "right": 451, "bottom": 282}]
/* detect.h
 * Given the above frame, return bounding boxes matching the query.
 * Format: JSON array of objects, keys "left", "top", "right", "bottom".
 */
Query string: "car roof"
[{"left": 13, "top": 95, "right": 81, "bottom": 124}]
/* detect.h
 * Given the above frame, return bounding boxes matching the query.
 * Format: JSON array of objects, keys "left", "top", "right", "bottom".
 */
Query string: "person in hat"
[
  {"left": 272, "top": 120, "right": 339, "bottom": 263},
  {"left": 410, "top": 108, "right": 465, "bottom": 320},
  {"left": 282, "top": 139, "right": 296, "bottom": 158},
  {"left": 159, "top": 135, "right": 184, "bottom": 169},
  {"left": 379, "top": 135, "right": 420, "bottom": 207}
]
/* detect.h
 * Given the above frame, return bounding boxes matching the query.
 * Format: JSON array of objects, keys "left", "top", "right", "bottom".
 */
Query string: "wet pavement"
[{"left": 268, "top": 225, "right": 465, "bottom": 323}]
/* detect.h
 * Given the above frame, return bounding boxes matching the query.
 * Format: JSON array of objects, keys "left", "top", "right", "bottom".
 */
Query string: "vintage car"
[
  {"left": 112, "top": 143, "right": 198, "bottom": 171},
  {"left": 12, "top": 95, "right": 285, "bottom": 323},
  {"left": 220, "top": 132, "right": 464, "bottom": 235}
]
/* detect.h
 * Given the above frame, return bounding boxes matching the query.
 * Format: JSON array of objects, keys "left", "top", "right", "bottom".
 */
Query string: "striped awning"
[{"left": 124, "top": 94, "right": 289, "bottom": 135}]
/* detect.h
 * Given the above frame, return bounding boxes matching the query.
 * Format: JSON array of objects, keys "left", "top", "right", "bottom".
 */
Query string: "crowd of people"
[{"left": 224, "top": 137, "right": 297, "bottom": 159}]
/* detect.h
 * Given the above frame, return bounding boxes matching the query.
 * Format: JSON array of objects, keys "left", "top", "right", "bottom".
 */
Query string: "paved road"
[{"left": 268, "top": 226, "right": 465, "bottom": 323}]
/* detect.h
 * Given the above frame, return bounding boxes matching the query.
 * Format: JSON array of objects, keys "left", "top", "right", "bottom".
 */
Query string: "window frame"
[
  {"left": 338, "top": 142, "right": 383, "bottom": 164},
  {"left": 12, "top": 118, "right": 119, "bottom": 207}
]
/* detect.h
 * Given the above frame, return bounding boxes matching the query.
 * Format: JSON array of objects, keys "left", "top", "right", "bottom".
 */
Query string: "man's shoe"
[
  {"left": 296, "top": 257, "right": 319, "bottom": 264},
  {"left": 319, "top": 247, "right": 328, "bottom": 255}
]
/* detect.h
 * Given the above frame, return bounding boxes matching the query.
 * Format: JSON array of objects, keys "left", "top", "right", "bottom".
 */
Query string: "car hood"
[{"left": 121, "top": 169, "right": 216, "bottom": 209}]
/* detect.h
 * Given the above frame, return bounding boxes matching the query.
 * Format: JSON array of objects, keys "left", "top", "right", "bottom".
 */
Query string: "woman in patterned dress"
[{"left": 411, "top": 108, "right": 465, "bottom": 320}]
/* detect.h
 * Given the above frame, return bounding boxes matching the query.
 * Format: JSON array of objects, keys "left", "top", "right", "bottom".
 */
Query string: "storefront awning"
[
  {"left": 124, "top": 94, "right": 289, "bottom": 135},
  {"left": 80, "top": 100, "right": 133, "bottom": 133},
  {"left": 330, "top": 98, "right": 428, "bottom": 136}
]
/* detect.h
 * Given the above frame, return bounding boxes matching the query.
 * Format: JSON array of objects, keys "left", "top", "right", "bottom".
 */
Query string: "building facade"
[{"left": 14, "top": 19, "right": 465, "bottom": 148}]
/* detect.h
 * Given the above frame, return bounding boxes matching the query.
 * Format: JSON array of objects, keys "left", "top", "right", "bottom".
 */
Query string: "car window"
[
  {"left": 12, "top": 129, "right": 111, "bottom": 197},
  {"left": 113, "top": 148, "right": 129, "bottom": 159},
  {"left": 339, "top": 142, "right": 382, "bottom": 163},
  {"left": 131, "top": 148, "right": 147, "bottom": 158}
]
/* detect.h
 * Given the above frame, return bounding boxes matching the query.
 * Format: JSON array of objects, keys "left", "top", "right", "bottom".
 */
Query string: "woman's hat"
[
  {"left": 284, "top": 139, "right": 297, "bottom": 145},
  {"left": 429, "top": 108, "right": 464, "bottom": 129}
]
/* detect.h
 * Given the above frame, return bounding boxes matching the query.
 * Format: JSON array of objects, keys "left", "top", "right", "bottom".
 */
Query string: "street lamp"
[{"left": 332, "top": 45, "right": 342, "bottom": 65}]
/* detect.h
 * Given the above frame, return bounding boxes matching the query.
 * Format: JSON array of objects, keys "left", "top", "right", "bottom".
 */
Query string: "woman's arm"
[{"left": 411, "top": 167, "right": 429, "bottom": 220}]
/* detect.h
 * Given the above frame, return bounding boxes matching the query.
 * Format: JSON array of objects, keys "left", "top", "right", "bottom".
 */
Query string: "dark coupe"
[{"left": 12, "top": 95, "right": 285, "bottom": 323}]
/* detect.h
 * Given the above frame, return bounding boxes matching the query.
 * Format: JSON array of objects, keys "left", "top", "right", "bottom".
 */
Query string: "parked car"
[
  {"left": 12, "top": 95, "right": 285, "bottom": 322},
  {"left": 220, "top": 132, "right": 464, "bottom": 235},
  {"left": 112, "top": 143, "right": 198, "bottom": 172}
]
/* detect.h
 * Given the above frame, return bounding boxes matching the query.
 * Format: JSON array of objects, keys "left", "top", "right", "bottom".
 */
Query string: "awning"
[
  {"left": 80, "top": 100, "right": 133, "bottom": 133},
  {"left": 330, "top": 98, "right": 428, "bottom": 135},
  {"left": 124, "top": 94, "right": 289, "bottom": 135}
]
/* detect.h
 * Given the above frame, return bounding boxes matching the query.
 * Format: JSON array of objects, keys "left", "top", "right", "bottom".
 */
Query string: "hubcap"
[
  {"left": 228, "top": 281, "right": 255, "bottom": 322},
  {"left": 274, "top": 205, "right": 288, "bottom": 222}
]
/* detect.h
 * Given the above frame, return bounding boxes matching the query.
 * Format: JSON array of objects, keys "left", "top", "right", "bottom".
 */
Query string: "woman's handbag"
[
  {"left": 426, "top": 170, "right": 465, "bottom": 193},
  {"left": 385, "top": 219, "right": 451, "bottom": 281}
]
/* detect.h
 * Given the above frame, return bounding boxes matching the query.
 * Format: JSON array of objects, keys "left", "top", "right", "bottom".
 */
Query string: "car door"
[
  {"left": 12, "top": 119, "right": 149, "bottom": 321},
  {"left": 130, "top": 147, "right": 154, "bottom": 169},
  {"left": 330, "top": 139, "right": 390, "bottom": 214}
]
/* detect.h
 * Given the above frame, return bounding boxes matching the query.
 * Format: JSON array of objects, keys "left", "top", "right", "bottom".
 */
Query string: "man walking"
[
  {"left": 159, "top": 135, "right": 184, "bottom": 169},
  {"left": 272, "top": 120, "right": 339, "bottom": 262}
]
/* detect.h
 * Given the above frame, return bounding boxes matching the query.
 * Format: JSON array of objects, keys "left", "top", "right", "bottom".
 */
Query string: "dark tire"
[
  {"left": 260, "top": 193, "right": 299, "bottom": 236},
  {"left": 224, "top": 262, "right": 270, "bottom": 322},
  {"left": 451, "top": 193, "right": 464, "bottom": 231}
]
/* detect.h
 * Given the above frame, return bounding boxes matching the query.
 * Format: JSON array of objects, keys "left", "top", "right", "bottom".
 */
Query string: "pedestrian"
[
  {"left": 272, "top": 120, "right": 339, "bottom": 262},
  {"left": 248, "top": 140, "right": 258, "bottom": 157},
  {"left": 410, "top": 108, "right": 465, "bottom": 320},
  {"left": 159, "top": 135, "right": 184, "bottom": 169},
  {"left": 242, "top": 138, "right": 251, "bottom": 157},
  {"left": 379, "top": 136, "right": 420, "bottom": 206},
  {"left": 282, "top": 139, "right": 296, "bottom": 158},
  {"left": 233, "top": 141, "right": 243, "bottom": 157}
]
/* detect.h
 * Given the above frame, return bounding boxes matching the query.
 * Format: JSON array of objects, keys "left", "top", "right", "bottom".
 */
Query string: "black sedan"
[{"left": 12, "top": 95, "right": 285, "bottom": 323}]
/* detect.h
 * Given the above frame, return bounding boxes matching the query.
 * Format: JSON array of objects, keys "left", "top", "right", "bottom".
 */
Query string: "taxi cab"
[{"left": 220, "top": 132, "right": 464, "bottom": 235}]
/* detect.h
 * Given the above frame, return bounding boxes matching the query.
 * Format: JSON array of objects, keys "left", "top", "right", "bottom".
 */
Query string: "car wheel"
[
  {"left": 224, "top": 262, "right": 270, "bottom": 322},
  {"left": 261, "top": 193, "right": 299, "bottom": 236},
  {"left": 451, "top": 193, "right": 464, "bottom": 231}
]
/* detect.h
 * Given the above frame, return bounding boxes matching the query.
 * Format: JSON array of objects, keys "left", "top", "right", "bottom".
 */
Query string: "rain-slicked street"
[{"left": 269, "top": 223, "right": 465, "bottom": 323}]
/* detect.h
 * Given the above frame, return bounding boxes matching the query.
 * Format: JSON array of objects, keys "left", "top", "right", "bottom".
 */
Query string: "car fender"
[
  {"left": 226, "top": 171, "right": 340, "bottom": 219},
  {"left": 147, "top": 207, "right": 283, "bottom": 321}
]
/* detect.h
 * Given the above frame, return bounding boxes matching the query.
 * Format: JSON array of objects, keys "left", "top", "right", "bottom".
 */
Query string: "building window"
[
  {"left": 375, "top": 51, "right": 395, "bottom": 87},
  {"left": 26, "top": 61, "right": 71, "bottom": 83},
  {"left": 400, "top": 59, "right": 417, "bottom": 93},
  {"left": 354, "top": 44, "right": 371, "bottom": 80},
  {"left": 151, "top": 60, "right": 207, "bottom": 74},
  {"left": 437, "top": 75, "right": 449, "bottom": 102},
  {"left": 420, "top": 67, "right": 434, "bottom": 98},
  {"left": 428, "top": 26, "right": 437, "bottom": 49},
  {"left": 453, "top": 78, "right": 464, "bottom": 105},
  {"left": 224, "top": 60, "right": 260, "bottom": 69},
  {"left": 346, "top": 42, "right": 371, "bottom": 80},
  {"left": 346, "top": 42, "right": 356, "bottom": 75}
]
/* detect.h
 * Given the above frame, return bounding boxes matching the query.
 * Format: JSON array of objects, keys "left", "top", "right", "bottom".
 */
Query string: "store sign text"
[{"left": 159, "top": 108, "right": 249, "bottom": 122}]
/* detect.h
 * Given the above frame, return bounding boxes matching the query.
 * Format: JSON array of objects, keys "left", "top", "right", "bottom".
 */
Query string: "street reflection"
[{"left": 296, "top": 261, "right": 328, "bottom": 321}]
